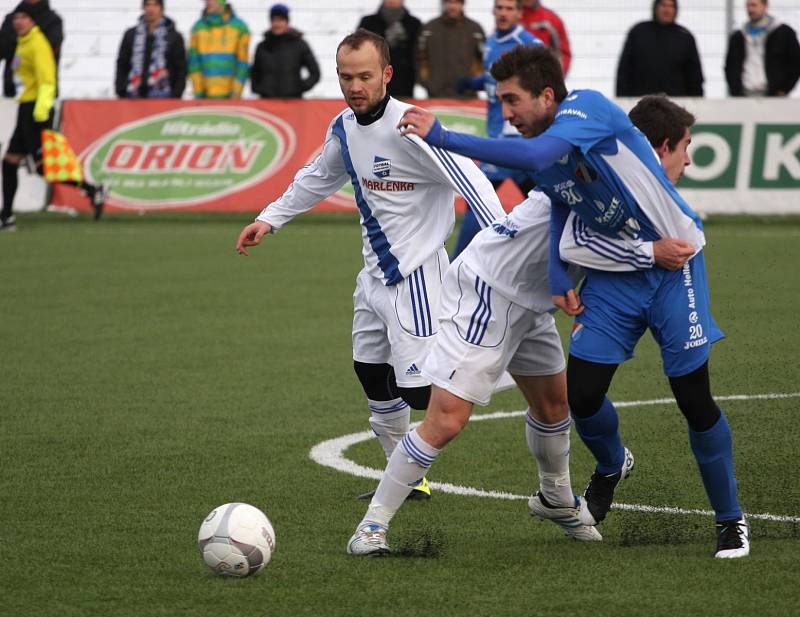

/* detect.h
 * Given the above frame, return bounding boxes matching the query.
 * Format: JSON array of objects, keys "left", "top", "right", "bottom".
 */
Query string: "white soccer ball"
[{"left": 198, "top": 503, "right": 276, "bottom": 577}]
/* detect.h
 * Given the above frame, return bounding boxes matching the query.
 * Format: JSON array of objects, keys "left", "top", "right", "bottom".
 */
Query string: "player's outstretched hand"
[
  {"left": 653, "top": 238, "right": 695, "bottom": 271},
  {"left": 398, "top": 107, "right": 436, "bottom": 139},
  {"left": 552, "top": 289, "right": 584, "bottom": 316},
  {"left": 236, "top": 221, "right": 272, "bottom": 256}
]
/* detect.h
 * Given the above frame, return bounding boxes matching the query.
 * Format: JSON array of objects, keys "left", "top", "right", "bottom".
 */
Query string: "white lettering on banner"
[
  {"left": 683, "top": 133, "right": 732, "bottom": 182},
  {"left": 764, "top": 133, "right": 800, "bottom": 181}
]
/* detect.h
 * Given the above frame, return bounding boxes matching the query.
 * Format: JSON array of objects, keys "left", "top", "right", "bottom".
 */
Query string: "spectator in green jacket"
[{"left": 188, "top": 0, "right": 250, "bottom": 98}]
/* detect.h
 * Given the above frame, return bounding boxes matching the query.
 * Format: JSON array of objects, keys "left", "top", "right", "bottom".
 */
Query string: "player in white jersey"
[
  {"left": 347, "top": 188, "right": 604, "bottom": 555},
  {"left": 236, "top": 29, "right": 505, "bottom": 499}
]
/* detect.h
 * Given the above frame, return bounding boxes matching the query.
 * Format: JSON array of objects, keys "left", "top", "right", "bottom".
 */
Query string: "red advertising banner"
[{"left": 52, "top": 99, "right": 525, "bottom": 214}]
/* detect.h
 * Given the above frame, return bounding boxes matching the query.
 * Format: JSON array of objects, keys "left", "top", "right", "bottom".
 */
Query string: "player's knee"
[
  {"left": 669, "top": 363, "right": 720, "bottom": 432},
  {"left": 566, "top": 355, "right": 616, "bottom": 418},
  {"left": 353, "top": 361, "right": 395, "bottom": 400},
  {"left": 397, "top": 385, "right": 431, "bottom": 410},
  {"left": 532, "top": 398, "right": 570, "bottom": 425},
  {"left": 2, "top": 157, "right": 20, "bottom": 171}
]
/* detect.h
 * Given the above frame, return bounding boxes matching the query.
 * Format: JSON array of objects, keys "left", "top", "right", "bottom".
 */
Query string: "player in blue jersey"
[
  {"left": 451, "top": 0, "right": 541, "bottom": 258},
  {"left": 398, "top": 45, "right": 749, "bottom": 559}
]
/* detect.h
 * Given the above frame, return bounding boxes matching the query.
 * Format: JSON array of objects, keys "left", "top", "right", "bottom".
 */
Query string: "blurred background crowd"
[{"left": 1, "top": 0, "right": 798, "bottom": 102}]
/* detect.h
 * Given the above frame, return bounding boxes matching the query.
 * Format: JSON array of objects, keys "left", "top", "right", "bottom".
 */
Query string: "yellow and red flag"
[{"left": 41, "top": 129, "right": 84, "bottom": 184}]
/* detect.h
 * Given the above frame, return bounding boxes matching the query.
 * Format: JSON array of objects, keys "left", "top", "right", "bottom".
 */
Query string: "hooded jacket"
[
  {"left": 115, "top": 16, "right": 187, "bottom": 98},
  {"left": 0, "top": 0, "right": 63, "bottom": 97},
  {"left": 188, "top": 3, "right": 250, "bottom": 99},
  {"left": 724, "top": 15, "right": 800, "bottom": 96},
  {"left": 250, "top": 28, "right": 320, "bottom": 98},
  {"left": 616, "top": 0, "right": 704, "bottom": 97}
]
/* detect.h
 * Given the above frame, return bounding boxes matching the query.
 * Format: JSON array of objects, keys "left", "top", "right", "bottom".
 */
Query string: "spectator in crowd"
[
  {"left": 724, "top": 0, "right": 800, "bottom": 96},
  {"left": 250, "top": 3, "right": 320, "bottom": 98},
  {"left": 417, "top": 0, "right": 484, "bottom": 99},
  {"left": 0, "top": 0, "right": 62, "bottom": 98},
  {"left": 188, "top": 0, "right": 250, "bottom": 99},
  {"left": 520, "top": 0, "right": 571, "bottom": 75},
  {"left": 616, "top": 0, "right": 704, "bottom": 97},
  {"left": 451, "top": 0, "right": 541, "bottom": 258},
  {"left": 2, "top": 8, "right": 105, "bottom": 230},
  {"left": 114, "top": 0, "right": 186, "bottom": 99},
  {"left": 358, "top": 0, "right": 421, "bottom": 97}
]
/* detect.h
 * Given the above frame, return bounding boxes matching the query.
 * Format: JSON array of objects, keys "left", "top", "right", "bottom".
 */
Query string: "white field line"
[{"left": 309, "top": 392, "right": 800, "bottom": 524}]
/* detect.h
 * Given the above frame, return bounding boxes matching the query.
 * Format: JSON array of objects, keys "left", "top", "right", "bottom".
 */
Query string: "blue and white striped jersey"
[
  {"left": 257, "top": 97, "right": 504, "bottom": 286},
  {"left": 484, "top": 26, "right": 542, "bottom": 138},
  {"left": 537, "top": 89, "right": 706, "bottom": 270}
]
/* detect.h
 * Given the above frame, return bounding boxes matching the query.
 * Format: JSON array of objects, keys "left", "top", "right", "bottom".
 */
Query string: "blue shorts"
[{"left": 568, "top": 251, "right": 724, "bottom": 377}]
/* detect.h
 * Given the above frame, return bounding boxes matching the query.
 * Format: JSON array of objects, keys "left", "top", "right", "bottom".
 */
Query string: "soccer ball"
[{"left": 198, "top": 503, "right": 276, "bottom": 577}]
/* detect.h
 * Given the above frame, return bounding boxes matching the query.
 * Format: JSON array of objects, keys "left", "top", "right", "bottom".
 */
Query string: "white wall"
[{"left": 9, "top": 0, "right": 800, "bottom": 99}]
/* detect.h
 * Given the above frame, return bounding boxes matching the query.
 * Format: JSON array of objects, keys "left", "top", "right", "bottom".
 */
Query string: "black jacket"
[
  {"left": 616, "top": 20, "right": 704, "bottom": 97},
  {"left": 250, "top": 29, "right": 320, "bottom": 98},
  {"left": 0, "top": 0, "right": 63, "bottom": 97},
  {"left": 725, "top": 23, "right": 800, "bottom": 96},
  {"left": 115, "top": 17, "right": 187, "bottom": 98},
  {"left": 358, "top": 8, "right": 422, "bottom": 98}
]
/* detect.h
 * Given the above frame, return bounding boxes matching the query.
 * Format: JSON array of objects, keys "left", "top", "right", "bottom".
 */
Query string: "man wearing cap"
[
  {"left": 250, "top": 3, "right": 320, "bottom": 98},
  {"left": 115, "top": 0, "right": 187, "bottom": 98}
]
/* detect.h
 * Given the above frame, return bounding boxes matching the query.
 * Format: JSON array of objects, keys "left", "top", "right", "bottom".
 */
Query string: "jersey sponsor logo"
[
  {"left": 491, "top": 219, "right": 519, "bottom": 238},
  {"left": 571, "top": 322, "right": 584, "bottom": 340},
  {"left": 565, "top": 94, "right": 579, "bottom": 102},
  {"left": 82, "top": 107, "right": 294, "bottom": 209},
  {"left": 373, "top": 156, "right": 391, "bottom": 178},
  {"left": 593, "top": 197, "right": 621, "bottom": 224},
  {"left": 360, "top": 177, "right": 416, "bottom": 191},
  {"left": 689, "top": 311, "right": 699, "bottom": 324},
  {"left": 555, "top": 107, "right": 588, "bottom": 121}
]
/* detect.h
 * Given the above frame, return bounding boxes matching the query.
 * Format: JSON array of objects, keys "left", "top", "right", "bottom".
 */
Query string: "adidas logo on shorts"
[{"left": 405, "top": 363, "right": 421, "bottom": 376}]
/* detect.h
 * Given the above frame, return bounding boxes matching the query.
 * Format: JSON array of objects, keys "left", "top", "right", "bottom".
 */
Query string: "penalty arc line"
[{"left": 309, "top": 392, "right": 800, "bottom": 525}]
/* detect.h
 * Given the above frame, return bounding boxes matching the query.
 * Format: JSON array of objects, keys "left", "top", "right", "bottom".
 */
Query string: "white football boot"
[
  {"left": 346, "top": 522, "right": 390, "bottom": 555},
  {"left": 529, "top": 492, "right": 603, "bottom": 541}
]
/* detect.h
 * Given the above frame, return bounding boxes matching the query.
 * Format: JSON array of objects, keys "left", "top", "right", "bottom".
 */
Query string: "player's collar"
[{"left": 355, "top": 93, "right": 391, "bottom": 126}]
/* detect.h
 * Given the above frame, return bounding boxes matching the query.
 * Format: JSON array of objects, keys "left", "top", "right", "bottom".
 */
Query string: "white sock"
[
  {"left": 368, "top": 398, "right": 410, "bottom": 459},
  {"left": 362, "top": 428, "right": 441, "bottom": 528},
  {"left": 525, "top": 411, "right": 574, "bottom": 507}
]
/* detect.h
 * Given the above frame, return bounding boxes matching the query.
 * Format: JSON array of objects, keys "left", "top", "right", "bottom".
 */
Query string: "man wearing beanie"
[
  {"left": 0, "top": 0, "right": 63, "bottom": 98},
  {"left": 115, "top": 0, "right": 187, "bottom": 98},
  {"left": 250, "top": 3, "right": 320, "bottom": 98},
  {"left": 616, "top": 0, "right": 704, "bottom": 97}
]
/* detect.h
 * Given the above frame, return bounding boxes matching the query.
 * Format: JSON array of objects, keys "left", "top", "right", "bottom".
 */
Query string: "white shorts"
[
  {"left": 352, "top": 248, "right": 448, "bottom": 388},
  {"left": 422, "top": 260, "right": 566, "bottom": 406}
]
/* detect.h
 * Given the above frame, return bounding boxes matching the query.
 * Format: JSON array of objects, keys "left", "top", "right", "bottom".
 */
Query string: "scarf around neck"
[{"left": 127, "top": 17, "right": 171, "bottom": 98}]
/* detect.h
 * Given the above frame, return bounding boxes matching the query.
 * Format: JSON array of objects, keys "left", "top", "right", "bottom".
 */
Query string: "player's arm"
[
  {"left": 406, "top": 133, "right": 505, "bottom": 227},
  {"left": 236, "top": 130, "right": 348, "bottom": 255},
  {"left": 399, "top": 107, "right": 571, "bottom": 173},
  {"left": 549, "top": 200, "right": 583, "bottom": 316},
  {"left": 559, "top": 213, "right": 695, "bottom": 272}
]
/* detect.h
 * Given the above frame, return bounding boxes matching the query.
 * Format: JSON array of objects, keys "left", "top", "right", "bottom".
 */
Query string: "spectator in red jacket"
[{"left": 520, "top": 0, "right": 570, "bottom": 75}]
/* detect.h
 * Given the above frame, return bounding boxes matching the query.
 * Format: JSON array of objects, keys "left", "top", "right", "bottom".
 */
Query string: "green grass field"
[{"left": 2, "top": 212, "right": 799, "bottom": 617}]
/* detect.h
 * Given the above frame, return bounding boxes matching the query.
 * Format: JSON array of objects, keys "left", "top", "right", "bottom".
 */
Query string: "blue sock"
[
  {"left": 573, "top": 397, "right": 625, "bottom": 474},
  {"left": 689, "top": 412, "right": 742, "bottom": 522}
]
